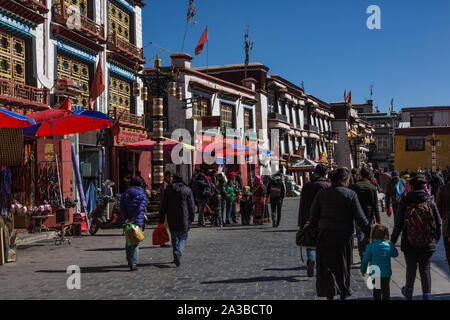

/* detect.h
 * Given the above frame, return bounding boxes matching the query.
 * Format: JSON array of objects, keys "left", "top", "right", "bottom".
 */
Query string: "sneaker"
[
  {"left": 130, "top": 265, "right": 138, "bottom": 271},
  {"left": 423, "top": 293, "right": 432, "bottom": 300},
  {"left": 401, "top": 286, "right": 413, "bottom": 300},
  {"left": 173, "top": 253, "right": 181, "bottom": 267},
  {"left": 307, "top": 260, "right": 315, "bottom": 277}
]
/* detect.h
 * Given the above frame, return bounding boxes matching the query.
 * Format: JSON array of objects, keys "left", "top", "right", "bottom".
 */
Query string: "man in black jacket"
[
  {"left": 298, "top": 164, "right": 331, "bottom": 276},
  {"left": 160, "top": 175, "right": 196, "bottom": 267},
  {"left": 267, "top": 172, "right": 286, "bottom": 228},
  {"left": 351, "top": 167, "right": 381, "bottom": 260}
]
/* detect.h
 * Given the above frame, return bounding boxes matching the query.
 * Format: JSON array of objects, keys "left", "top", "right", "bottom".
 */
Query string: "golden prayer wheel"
[{"left": 152, "top": 98, "right": 163, "bottom": 117}]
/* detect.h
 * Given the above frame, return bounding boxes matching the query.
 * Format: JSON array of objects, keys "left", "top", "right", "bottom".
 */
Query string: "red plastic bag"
[
  {"left": 152, "top": 224, "right": 169, "bottom": 245},
  {"left": 387, "top": 207, "right": 393, "bottom": 217}
]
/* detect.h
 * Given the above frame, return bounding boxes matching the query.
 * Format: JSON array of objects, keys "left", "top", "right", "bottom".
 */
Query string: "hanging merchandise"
[
  {"left": 0, "top": 166, "right": 12, "bottom": 218},
  {"left": 0, "top": 128, "right": 24, "bottom": 167}
]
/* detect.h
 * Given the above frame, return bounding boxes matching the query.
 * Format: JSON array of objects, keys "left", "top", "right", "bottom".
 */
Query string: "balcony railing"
[
  {"left": 17, "top": 0, "right": 48, "bottom": 13},
  {"left": 108, "top": 32, "right": 145, "bottom": 63},
  {"left": 53, "top": 0, "right": 105, "bottom": 42},
  {"left": 304, "top": 123, "right": 319, "bottom": 133},
  {"left": 0, "top": 79, "right": 49, "bottom": 108},
  {"left": 268, "top": 112, "right": 288, "bottom": 122},
  {"left": 108, "top": 107, "right": 145, "bottom": 128}
]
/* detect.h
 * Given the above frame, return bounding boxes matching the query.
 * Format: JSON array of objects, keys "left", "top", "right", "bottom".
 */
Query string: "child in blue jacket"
[{"left": 361, "top": 224, "right": 399, "bottom": 300}]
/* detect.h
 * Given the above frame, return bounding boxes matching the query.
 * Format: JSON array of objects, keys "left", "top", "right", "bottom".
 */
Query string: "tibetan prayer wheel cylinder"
[{"left": 152, "top": 98, "right": 163, "bottom": 117}]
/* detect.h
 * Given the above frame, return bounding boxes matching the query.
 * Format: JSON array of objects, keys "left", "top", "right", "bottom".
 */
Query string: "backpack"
[
  {"left": 404, "top": 201, "right": 436, "bottom": 247},
  {"left": 270, "top": 184, "right": 281, "bottom": 199},
  {"left": 394, "top": 179, "right": 406, "bottom": 202}
]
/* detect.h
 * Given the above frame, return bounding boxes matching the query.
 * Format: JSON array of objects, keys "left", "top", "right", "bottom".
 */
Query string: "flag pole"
[
  {"left": 182, "top": 20, "right": 188, "bottom": 52},
  {"left": 206, "top": 33, "right": 209, "bottom": 74}
]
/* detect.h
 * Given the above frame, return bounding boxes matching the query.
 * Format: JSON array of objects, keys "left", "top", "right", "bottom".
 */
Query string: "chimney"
[
  {"left": 240, "top": 77, "right": 257, "bottom": 91},
  {"left": 170, "top": 52, "right": 193, "bottom": 69}
]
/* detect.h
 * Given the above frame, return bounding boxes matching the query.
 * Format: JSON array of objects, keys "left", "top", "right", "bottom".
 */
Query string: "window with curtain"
[
  {"left": 220, "top": 103, "right": 233, "bottom": 129},
  {"left": 405, "top": 137, "right": 425, "bottom": 151}
]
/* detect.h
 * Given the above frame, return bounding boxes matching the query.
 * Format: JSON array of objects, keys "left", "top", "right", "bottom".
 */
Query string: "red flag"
[
  {"left": 344, "top": 89, "right": 347, "bottom": 102},
  {"left": 58, "top": 97, "right": 72, "bottom": 111},
  {"left": 195, "top": 26, "right": 208, "bottom": 55},
  {"left": 89, "top": 61, "right": 105, "bottom": 110}
]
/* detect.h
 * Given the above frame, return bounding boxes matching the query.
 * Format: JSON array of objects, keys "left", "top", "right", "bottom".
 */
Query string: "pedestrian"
[
  {"left": 159, "top": 174, "right": 196, "bottom": 267},
  {"left": 134, "top": 170, "right": 147, "bottom": 190},
  {"left": 224, "top": 176, "right": 236, "bottom": 225},
  {"left": 120, "top": 178, "right": 147, "bottom": 271},
  {"left": 351, "top": 167, "right": 382, "bottom": 260},
  {"left": 240, "top": 186, "right": 253, "bottom": 225},
  {"left": 350, "top": 168, "right": 359, "bottom": 187},
  {"left": 216, "top": 177, "right": 227, "bottom": 224},
  {"left": 209, "top": 180, "right": 224, "bottom": 227},
  {"left": 191, "top": 165, "right": 211, "bottom": 227},
  {"left": 385, "top": 171, "right": 406, "bottom": 218},
  {"left": 267, "top": 172, "right": 286, "bottom": 228},
  {"left": 309, "top": 168, "right": 371, "bottom": 300},
  {"left": 298, "top": 164, "right": 331, "bottom": 277},
  {"left": 120, "top": 170, "right": 133, "bottom": 194},
  {"left": 252, "top": 175, "right": 266, "bottom": 225},
  {"left": 360, "top": 224, "right": 398, "bottom": 300},
  {"left": 159, "top": 170, "right": 173, "bottom": 247},
  {"left": 436, "top": 181, "right": 450, "bottom": 269},
  {"left": 378, "top": 168, "right": 392, "bottom": 194},
  {"left": 390, "top": 175, "right": 442, "bottom": 300}
]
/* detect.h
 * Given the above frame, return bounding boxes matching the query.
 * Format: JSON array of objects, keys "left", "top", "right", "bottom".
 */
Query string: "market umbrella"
[
  {"left": 126, "top": 138, "right": 179, "bottom": 151},
  {"left": 22, "top": 99, "right": 113, "bottom": 207},
  {"left": 0, "top": 108, "right": 36, "bottom": 128}
]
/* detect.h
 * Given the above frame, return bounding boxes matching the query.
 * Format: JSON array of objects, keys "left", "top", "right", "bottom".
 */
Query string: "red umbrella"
[
  {"left": 0, "top": 108, "right": 36, "bottom": 128},
  {"left": 126, "top": 138, "right": 179, "bottom": 151},
  {"left": 22, "top": 98, "right": 113, "bottom": 207}
]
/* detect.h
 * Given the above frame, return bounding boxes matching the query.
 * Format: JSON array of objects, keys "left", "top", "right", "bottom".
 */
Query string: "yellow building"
[{"left": 395, "top": 127, "right": 450, "bottom": 171}]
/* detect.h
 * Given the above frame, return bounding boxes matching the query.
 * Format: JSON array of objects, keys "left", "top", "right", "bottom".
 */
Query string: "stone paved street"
[
  {"left": 2, "top": 197, "right": 449, "bottom": 300},
  {"left": 0, "top": 198, "right": 375, "bottom": 300}
]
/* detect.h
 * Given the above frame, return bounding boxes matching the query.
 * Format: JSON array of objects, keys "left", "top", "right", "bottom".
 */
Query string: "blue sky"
[{"left": 141, "top": 0, "right": 450, "bottom": 113}]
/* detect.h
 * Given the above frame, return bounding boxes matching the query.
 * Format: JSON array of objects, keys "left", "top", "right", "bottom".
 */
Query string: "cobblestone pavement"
[{"left": 1, "top": 198, "right": 374, "bottom": 300}]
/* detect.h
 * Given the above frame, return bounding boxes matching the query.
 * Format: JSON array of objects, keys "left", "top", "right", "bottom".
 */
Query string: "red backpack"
[{"left": 404, "top": 201, "right": 436, "bottom": 247}]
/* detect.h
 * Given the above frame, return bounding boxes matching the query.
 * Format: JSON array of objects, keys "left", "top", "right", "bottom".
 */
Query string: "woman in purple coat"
[{"left": 120, "top": 178, "right": 147, "bottom": 271}]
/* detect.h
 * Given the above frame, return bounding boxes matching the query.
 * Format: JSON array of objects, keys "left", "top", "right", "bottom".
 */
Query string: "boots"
[{"left": 401, "top": 286, "right": 413, "bottom": 300}]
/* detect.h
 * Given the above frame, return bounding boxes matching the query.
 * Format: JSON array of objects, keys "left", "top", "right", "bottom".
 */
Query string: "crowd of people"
[
  {"left": 298, "top": 164, "right": 450, "bottom": 300},
  {"left": 119, "top": 163, "right": 287, "bottom": 270},
  {"left": 118, "top": 161, "right": 449, "bottom": 301}
]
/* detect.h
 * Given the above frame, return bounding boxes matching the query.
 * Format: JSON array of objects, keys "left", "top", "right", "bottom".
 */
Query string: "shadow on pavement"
[
  {"left": 201, "top": 275, "right": 308, "bottom": 284},
  {"left": 35, "top": 262, "right": 175, "bottom": 273},
  {"left": 216, "top": 227, "right": 268, "bottom": 231},
  {"left": 262, "top": 229, "right": 297, "bottom": 233},
  {"left": 84, "top": 246, "right": 160, "bottom": 252},
  {"left": 264, "top": 266, "right": 306, "bottom": 271}
]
